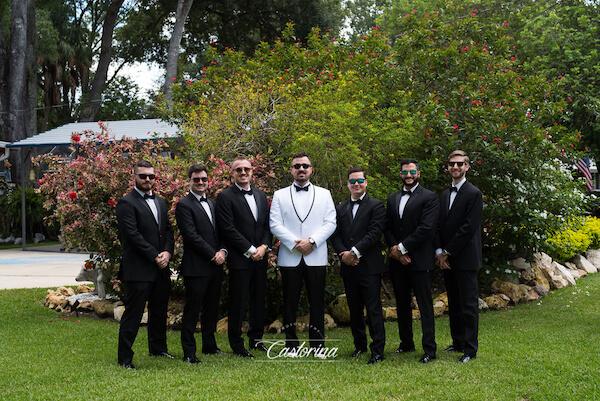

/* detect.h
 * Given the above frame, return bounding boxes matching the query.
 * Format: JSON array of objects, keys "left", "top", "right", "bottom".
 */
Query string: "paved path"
[{"left": 0, "top": 245, "right": 89, "bottom": 290}]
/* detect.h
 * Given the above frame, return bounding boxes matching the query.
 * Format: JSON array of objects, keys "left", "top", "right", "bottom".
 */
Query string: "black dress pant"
[
  {"left": 181, "top": 269, "right": 223, "bottom": 357},
  {"left": 343, "top": 270, "right": 385, "bottom": 356},
  {"left": 227, "top": 264, "right": 266, "bottom": 353},
  {"left": 280, "top": 260, "right": 326, "bottom": 349},
  {"left": 443, "top": 269, "right": 479, "bottom": 356},
  {"left": 390, "top": 267, "right": 437, "bottom": 356},
  {"left": 117, "top": 272, "right": 171, "bottom": 365}
]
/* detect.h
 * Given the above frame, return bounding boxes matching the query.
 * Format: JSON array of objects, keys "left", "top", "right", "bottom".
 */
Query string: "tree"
[{"left": 162, "top": 0, "right": 194, "bottom": 103}]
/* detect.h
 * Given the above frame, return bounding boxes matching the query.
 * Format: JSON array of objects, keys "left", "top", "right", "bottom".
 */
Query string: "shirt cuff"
[
  {"left": 244, "top": 245, "right": 257, "bottom": 258},
  {"left": 350, "top": 246, "right": 362, "bottom": 259},
  {"left": 220, "top": 248, "right": 228, "bottom": 257},
  {"left": 398, "top": 243, "right": 408, "bottom": 255},
  {"left": 435, "top": 248, "right": 443, "bottom": 255}
]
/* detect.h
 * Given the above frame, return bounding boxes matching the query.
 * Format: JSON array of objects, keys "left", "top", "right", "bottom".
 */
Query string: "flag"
[{"left": 575, "top": 154, "right": 594, "bottom": 191}]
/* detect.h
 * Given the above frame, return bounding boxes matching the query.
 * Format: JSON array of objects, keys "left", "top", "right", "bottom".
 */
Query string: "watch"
[
  {"left": 309, "top": 237, "right": 316, "bottom": 246},
  {"left": 350, "top": 249, "right": 357, "bottom": 257},
  {"left": 442, "top": 249, "right": 451, "bottom": 257}
]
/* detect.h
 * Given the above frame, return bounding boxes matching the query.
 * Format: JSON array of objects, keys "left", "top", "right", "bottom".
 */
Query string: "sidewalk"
[{"left": 0, "top": 244, "right": 90, "bottom": 290}]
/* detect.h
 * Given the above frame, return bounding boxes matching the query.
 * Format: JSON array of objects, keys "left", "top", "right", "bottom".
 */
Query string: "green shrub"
[{"left": 544, "top": 217, "right": 600, "bottom": 262}]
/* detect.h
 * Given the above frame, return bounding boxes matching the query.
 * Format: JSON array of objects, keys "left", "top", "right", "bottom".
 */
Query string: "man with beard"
[
  {"left": 435, "top": 150, "right": 483, "bottom": 363},
  {"left": 176, "top": 164, "right": 227, "bottom": 364},
  {"left": 384, "top": 158, "right": 439, "bottom": 364},
  {"left": 269, "top": 152, "right": 336, "bottom": 357},
  {"left": 330, "top": 167, "right": 386, "bottom": 365},
  {"left": 116, "top": 160, "right": 175, "bottom": 369},
  {"left": 216, "top": 156, "right": 272, "bottom": 358}
]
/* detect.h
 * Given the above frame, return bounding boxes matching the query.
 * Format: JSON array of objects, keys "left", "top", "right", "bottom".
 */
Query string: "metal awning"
[{"left": 7, "top": 119, "right": 179, "bottom": 148}]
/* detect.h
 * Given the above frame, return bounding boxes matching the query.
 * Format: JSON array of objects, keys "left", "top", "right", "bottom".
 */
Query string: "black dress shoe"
[
  {"left": 149, "top": 351, "right": 175, "bottom": 359},
  {"left": 235, "top": 350, "right": 254, "bottom": 358},
  {"left": 250, "top": 344, "right": 268, "bottom": 352},
  {"left": 458, "top": 354, "right": 476, "bottom": 363},
  {"left": 351, "top": 349, "right": 367, "bottom": 358},
  {"left": 367, "top": 354, "right": 384, "bottom": 365},
  {"left": 419, "top": 354, "right": 436, "bottom": 363},
  {"left": 119, "top": 362, "right": 136, "bottom": 370},
  {"left": 442, "top": 345, "right": 463, "bottom": 353},
  {"left": 393, "top": 346, "right": 416, "bottom": 354},
  {"left": 183, "top": 356, "right": 201, "bottom": 364},
  {"left": 203, "top": 348, "right": 226, "bottom": 355}
]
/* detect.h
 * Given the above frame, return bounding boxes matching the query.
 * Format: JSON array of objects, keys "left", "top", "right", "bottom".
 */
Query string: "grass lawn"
[{"left": 2, "top": 274, "right": 600, "bottom": 401}]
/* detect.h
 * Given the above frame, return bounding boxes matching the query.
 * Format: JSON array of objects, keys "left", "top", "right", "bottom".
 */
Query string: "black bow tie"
[
  {"left": 401, "top": 190, "right": 412, "bottom": 197},
  {"left": 144, "top": 193, "right": 155, "bottom": 200},
  {"left": 351, "top": 198, "right": 362, "bottom": 205},
  {"left": 198, "top": 197, "right": 207, "bottom": 202},
  {"left": 295, "top": 185, "right": 309, "bottom": 192},
  {"left": 450, "top": 186, "right": 458, "bottom": 192},
  {"left": 240, "top": 188, "right": 252, "bottom": 195}
]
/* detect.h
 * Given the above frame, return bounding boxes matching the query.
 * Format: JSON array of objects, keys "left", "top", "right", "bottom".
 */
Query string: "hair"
[
  {"left": 347, "top": 166, "right": 367, "bottom": 179},
  {"left": 291, "top": 151, "right": 310, "bottom": 164},
  {"left": 134, "top": 160, "right": 153, "bottom": 172},
  {"left": 187, "top": 164, "right": 208, "bottom": 178},
  {"left": 399, "top": 158, "right": 419, "bottom": 171},
  {"left": 231, "top": 156, "right": 250, "bottom": 167},
  {"left": 447, "top": 150, "right": 470, "bottom": 164}
]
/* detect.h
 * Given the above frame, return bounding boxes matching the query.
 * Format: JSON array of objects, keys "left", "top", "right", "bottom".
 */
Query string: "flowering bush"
[
  {"left": 544, "top": 217, "right": 600, "bottom": 262},
  {"left": 35, "top": 123, "right": 276, "bottom": 295}
]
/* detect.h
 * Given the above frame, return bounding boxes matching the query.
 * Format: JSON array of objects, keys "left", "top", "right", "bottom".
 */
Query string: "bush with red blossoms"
[{"left": 35, "top": 122, "right": 276, "bottom": 295}]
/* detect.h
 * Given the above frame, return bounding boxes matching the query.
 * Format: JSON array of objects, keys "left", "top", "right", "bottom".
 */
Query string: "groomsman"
[
  {"left": 216, "top": 156, "right": 272, "bottom": 358},
  {"left": 330, "top": 167, "right": 386, "bottom": 365},
  {"left": 176, "top": 164, "right": 226, "bottom": 364},
  {"left": 385, "top": 158, "right": 439, "bottom": 363},
  {"left": 435, "top": 150, "right": 483, "bottom": 363},
  {"left": 270, "top": 152, "right": 336, "bottom": 354},
  {"left": 116, "top": 160, "right": 175, "bottom": 369}
]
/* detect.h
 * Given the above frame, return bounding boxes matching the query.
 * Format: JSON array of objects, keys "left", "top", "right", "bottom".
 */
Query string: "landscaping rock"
[
  {"left": 411, "top": 309, "right": 420, "bottom": 320},
  {"left": 433, "top": 292, "right": 448, "bottom": 307},
  {"left": 216, "top": 317, "right": 228, "bottom": 334},
  {"left": 483, "top": 294, "right": 509, "bottom": 310},
  {"left": 296, "top": 315, "right": 310, "bottom": 332},
  {"left": 113, "top": 305, "right": 125, "bottom": 322},
  {"left": 268, "top": 319, "right": 283, "bottom": 333},
  {"left": 33, "top": 233, "right": 45, "bottom": 243},
  {"left": 533, "top": 284, "right": 549, "bottom": 297},
  {"left": 520, "top": 267, "right": 536, "bottom": 284},
  {"left": 76, "top": 285, "right": 94, "bottom": 294},
  {"left": 328, "top": 294, "right": 351, "bottom": 324},
  {"left": 571, "top": 254, "right": 598, "bottom": 274},
  {"left": 478, "top": 298, "right": 489, "bottom": 310},
  {"left": 324, "top": 313, "right": 337, "bottom": 330},
  {"left": 433, "top": 301, "right": 446, "bottom": 317},
  {"left": 584, "top": 249, "right": 600, "bottom": 270},
  {"left": 491, "top": 278, "right": 531, "bottom": 303},
  {"left": 553, "top": 262, "right": 576, "bottom": 287},
  {"left": 167, "top": 312, "right": 183, "bottom": 330},
  {"left": 508, "top": 257, "right": 531, "bottom": 271},
  {"left": 382, "top": 306, "right": 397, "bottom": 321},
  {"left": 528, "top": 289, "right": 541, "bottom": 301},
  {"left": 92, "top": 299, "right": 117, "bottom": 317}
]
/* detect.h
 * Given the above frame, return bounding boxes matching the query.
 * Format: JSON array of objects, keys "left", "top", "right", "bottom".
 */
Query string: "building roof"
[{"left": 7, "top": 119, "right": 179, "bottom": 148}]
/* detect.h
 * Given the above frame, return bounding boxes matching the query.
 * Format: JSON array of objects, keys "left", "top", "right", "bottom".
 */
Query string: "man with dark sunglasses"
[
  {"left": 384, "top": 158, "right": 439, "bottom": 364},
  {"left": 216, "top": 156, "right": 272, "bottom": 358},
  {"left": 175, "top": 164, "right": 227, "bottom": 364},
  {"left": 115, "top": 160, "right": 175, "bottom": 369},
  {"left": 330, "top": 167, "right": 386, "bottom": 364},
  {"left": 269, "top": 151, "right": 336, "bottom": 358},
  {"left": 434, "top": 150, "right": 483, "bottom": 363}
]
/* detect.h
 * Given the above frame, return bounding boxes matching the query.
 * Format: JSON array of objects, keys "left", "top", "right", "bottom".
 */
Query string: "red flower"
[
  {"left": 72, "top": 135, "right": 81, "bottom": 143},
  {"left": 78, "top": 180, "right": 84, "bottom": 186},
  {"left": 108, "top": 199, "right": 116, "bottom": 207},
  {"left": 69, "top": 192, "right": 77, "bottom": 200}
]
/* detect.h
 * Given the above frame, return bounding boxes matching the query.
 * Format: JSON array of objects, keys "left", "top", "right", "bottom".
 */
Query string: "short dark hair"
[
  {"left": 188, "top": 164, "right": 208, "bottom": 178},
  {"left": 399, "top": 158, "right": 419, "bottom": 171},
  {"left": 347, "top": 167, "right": 367, "bottom": 179},
  {"left": 134, "top": 160, "right": 153, "bottom": 172},
  {"left": 291, "top": 151, "right": 310, "bottom": 164},
  {"left": 448, "top": 150, "right": 470, "bottom": 164}
]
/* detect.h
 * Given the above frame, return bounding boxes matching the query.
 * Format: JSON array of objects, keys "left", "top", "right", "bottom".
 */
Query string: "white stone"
[
  {"left": 552, "top": 262, "right": 576, "bottom": 287},
  {"left": 572, "top": 254, "right": 598, "bottom": 274},
  {"left": 508, "top": 257, "right": 531, "bottom": 271},
  {"left": 478, "top": 298, "right": 489, "bottom": 310},
  {"left": 584, "top": 249, "right": 600, "bottom": 269}
]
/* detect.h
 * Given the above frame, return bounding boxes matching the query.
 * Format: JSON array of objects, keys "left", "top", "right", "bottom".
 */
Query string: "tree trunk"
[
  {"left": 79, "top": 0, "right": 125, "bottom": 122},
  {"left": 162, "top": 0, "right": 194, "bottom": 104},
  {"left": 6, "top": 0, "right": 36, "bottom": 183},
  {"left": 0, "top": 12, "right": 9, "bottom": 141}
]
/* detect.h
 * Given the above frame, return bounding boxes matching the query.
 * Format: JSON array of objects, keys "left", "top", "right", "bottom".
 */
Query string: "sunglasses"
[
  {"left": 292, "top": 163, "right": 312, "bottom": 169},
  {"left": 136, "top": 173, "right": 156, "bottom": 180},
  {"left": 348, "top": 178, "right": 366, "bottom": 184},
  {"left": 448, "top": 161, "right": 466, "bottom": 167},
  {"left": 235, "top": 167, "right": 252, "bottom": 173},
  {"left": 192, "top": 177, "right": 208, "bottom": 183},
  {"left": 401, "top": 170, "right": 418, "bottom": 176}
]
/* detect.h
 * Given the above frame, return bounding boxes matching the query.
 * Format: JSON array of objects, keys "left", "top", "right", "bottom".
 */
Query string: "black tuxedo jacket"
[
  {"left": 435, "top": 180, "right": 483, "bottom": 270},
  {"left": 175, "top": 193, "right": 224, "bottom": 277},
  {"left": 216, "top": 185, "right": 272, "bottom": 270},
  {"left": 384, "top": 185, "right": 439, "bottom": 271},
  {"left": 116, "top": 190, "right": 175, "bottom": 282},
  {"left": 330, "top": 195, "right": 386, "bottom": 276}
]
